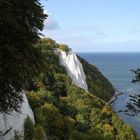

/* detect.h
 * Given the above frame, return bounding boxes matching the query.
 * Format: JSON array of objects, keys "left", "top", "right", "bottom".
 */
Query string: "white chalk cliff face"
[
  {"left": 56, "top": 49, "right": 88, "bottom": 91},
  {"left": 0, "top": 92, "right": 34, "bottom": 140}
]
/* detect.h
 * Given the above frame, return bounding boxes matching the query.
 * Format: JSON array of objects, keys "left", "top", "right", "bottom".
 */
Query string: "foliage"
[
  {"left": 78, "top": 55, "right": 115, "bottom": 101},
  {"left": 126, "top": 69, "right": 140, "bottom": 116},
  {"left": 1, "top": 0, "right": 136, "bottom": 138},
  {"left": 131, "top": 69, "right": 140, "bottom": 83},
  {"left": 35, "top": 103, "right": 64, "bottom": 139},
  {"left": 125, "top": 94, "right": 140, "bottom": 116},
  {"left": 0, "top": 0, "right": 47, "bottom": 112},
  {"left": 24, "top": 116, "right": 35, "bottom": 140},
  {"left": 25, "top": 38, "right": 136, "bottom": 139},
  {"left": 27, "top": 91, "right": 45, "bottom": 111},
  {"left": 59, "top": 44, "right": 70, "bottom": 53},
  {"left": 34, "top": 125, "right": 45, "bottom": 140}
]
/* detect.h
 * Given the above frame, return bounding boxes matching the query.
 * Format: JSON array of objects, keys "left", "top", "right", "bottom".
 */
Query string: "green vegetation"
[
  {"left": 0, "top": 0, "right": 137, "bottom": 139},
  {"left": 25, "top": 38, "right": 136, "bottom": 140},
  {"left": 0, "top": 0, "right": 47, "bottom": 112},
  {"left": 59, "top": 44, "right": 70, "bottom": 53},
  {"left": 126, "top": 69, "right": 140, "bottom": 116},
  {"left": 24, "top": 116, "right": 45, "bottom": 140},
  {"left": 34, "top": 125, "right": 45, "bottom": 140},
  {"left": 24, "top": 116, "right": 35, "bottom": 140},
  {"left": 78, "top": 56, "right": 115, "bottom": 101}
]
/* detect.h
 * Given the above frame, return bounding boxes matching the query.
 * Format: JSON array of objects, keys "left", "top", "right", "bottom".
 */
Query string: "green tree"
[
  {"left": 78, "top": 55, "right": 115, "bottom": 101},
  {"left": 0, "top": 0, "right": 47, "bottom": 112},
  {"left": 35, "top": 103, "right": 64, "bottom": 138},
  {"left": 59, "top": 44, "right": 70, "bottom": 52},
  {"left": 126, "top": 69, "right": 140, "bottom": 115},
  {"left": 34, "top": 125, "right": 45, "bottom": 140},
  {"left": 24, "top": 116, "right": 35, "bottom": 140}
]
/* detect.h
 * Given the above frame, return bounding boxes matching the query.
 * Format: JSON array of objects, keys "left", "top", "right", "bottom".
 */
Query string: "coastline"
[{"left": 108, "top": 89, "right": 123, "bottom": 104}]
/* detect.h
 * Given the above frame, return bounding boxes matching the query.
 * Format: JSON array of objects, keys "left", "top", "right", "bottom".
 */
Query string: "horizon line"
[{"left": 76, "top": 51, "right": 140, "bottom": 53}]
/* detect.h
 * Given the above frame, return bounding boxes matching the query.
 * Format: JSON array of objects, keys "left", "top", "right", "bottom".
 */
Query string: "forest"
[
  {"left": 22, "top": 38, "right": 136, "bottom": 140},
  {"left": 0, "top": 0, "right": 139, "bottom": 140}
]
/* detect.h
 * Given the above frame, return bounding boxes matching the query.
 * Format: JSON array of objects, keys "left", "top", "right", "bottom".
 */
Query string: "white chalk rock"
[
  {"left": 56, "top": 49, "right": 88, "bottom": 91},
  {"left": 0, "top": 92, "right": 34, "bottom": 140}
]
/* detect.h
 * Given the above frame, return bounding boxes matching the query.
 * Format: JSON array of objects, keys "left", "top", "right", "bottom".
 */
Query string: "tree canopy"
[
  {"left": 126, "top": 69, "right": 140, "bottom": 116},
  {"left": 0, "top": 0, "right": 47, "bottom": 112}
]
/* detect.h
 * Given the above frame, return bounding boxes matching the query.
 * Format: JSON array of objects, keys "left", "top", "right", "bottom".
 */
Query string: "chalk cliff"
[
  {"left": 56, "top": 49, "right": 88, "bottom": 91},
  {"left": 0, "top": 92, "right": 34, "bottom": 140}
]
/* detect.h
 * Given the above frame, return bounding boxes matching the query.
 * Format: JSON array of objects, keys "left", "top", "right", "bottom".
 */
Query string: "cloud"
[{"left": 44, "top": 16, "right": 60, "bottom": 30}]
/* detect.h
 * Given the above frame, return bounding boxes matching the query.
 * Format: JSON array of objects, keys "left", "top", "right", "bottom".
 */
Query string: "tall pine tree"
[{"left": 0, "top": 0, "right": 47, "bottom": 112}]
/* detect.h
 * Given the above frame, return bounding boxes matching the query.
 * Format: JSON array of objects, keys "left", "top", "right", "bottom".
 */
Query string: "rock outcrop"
[
  {"left": 56, "top": 49, "right": 88, "bottom": 91},
  {"left": 0, "top": 92, "right": 34, "bottom": 140}
]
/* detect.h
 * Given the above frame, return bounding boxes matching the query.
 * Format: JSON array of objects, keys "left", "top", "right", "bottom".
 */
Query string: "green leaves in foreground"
[{"left": 0, "top": 0, "right": 47, "bottom": 112}]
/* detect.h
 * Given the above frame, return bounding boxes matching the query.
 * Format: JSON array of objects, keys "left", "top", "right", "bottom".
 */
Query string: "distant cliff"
[
  {"left": 55, "top": 49, "right": 88, "bottom": 91},
  {"left": 78, "top": 56, "right": 115, "bottom": 101},
  {"left": 55, "top": 48, "right": 115, "bottom": 101}
]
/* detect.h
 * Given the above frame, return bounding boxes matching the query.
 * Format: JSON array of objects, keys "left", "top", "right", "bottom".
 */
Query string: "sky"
[{"left": 40, "top": 0, "right": 140, "bottom": 52}]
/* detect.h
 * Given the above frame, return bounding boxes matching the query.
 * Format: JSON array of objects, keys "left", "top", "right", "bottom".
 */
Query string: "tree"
[
  {"left": 0, "top": 0, "right": 47, "bottom": 112},
  {"left": 126, "top": 69, "right": 140, "bottom": 115},
  {"left": 34, "top": 125, "right": 45, "bottom": 140},
  {"left": 35, "top": 103, "right": 64, "bottom": 138},
  {"left": 59, "top": 44, "right": 70, "bottom": 52},
  {"left": 24, "top": 116, "right": 35, "bottom": 140}
]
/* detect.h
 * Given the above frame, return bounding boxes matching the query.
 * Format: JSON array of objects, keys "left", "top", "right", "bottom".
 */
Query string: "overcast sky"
[{"left": 40, "top": 0, "right": 140, "bottom": 52}]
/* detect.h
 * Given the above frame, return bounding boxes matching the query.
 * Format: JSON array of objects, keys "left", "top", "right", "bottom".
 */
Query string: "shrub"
[
  {"left": 35, "top": 103, "right": 64, "bottom": 138},
  {"left": 34, "top": 125, "right": 45, "bottom": 140},
  {"left": 59, "top": 44, "right": 70, "bottom": 53},
  {"left": 27, "top": 91, "right": 41, "bottom": 110},
  {"left": 24, "top": 116, "right": 35, "bottom": 140}
]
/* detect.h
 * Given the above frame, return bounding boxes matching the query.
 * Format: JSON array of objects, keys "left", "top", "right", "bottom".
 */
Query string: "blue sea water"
[{"left": 78, "top": 52, "right": 140, "bottom": 137}]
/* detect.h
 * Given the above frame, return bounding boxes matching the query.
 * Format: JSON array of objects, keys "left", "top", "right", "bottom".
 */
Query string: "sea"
[{"left": 78, "top": 52, "right": 140, "bottom": 137}]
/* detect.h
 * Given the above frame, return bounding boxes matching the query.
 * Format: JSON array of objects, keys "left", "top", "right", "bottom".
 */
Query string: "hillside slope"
[
  {"left": 78, "top": 56, "right": 115, "bottom": 101},
  {"left": 24, "top": 38, "right": 136, "bottom": 140}
]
